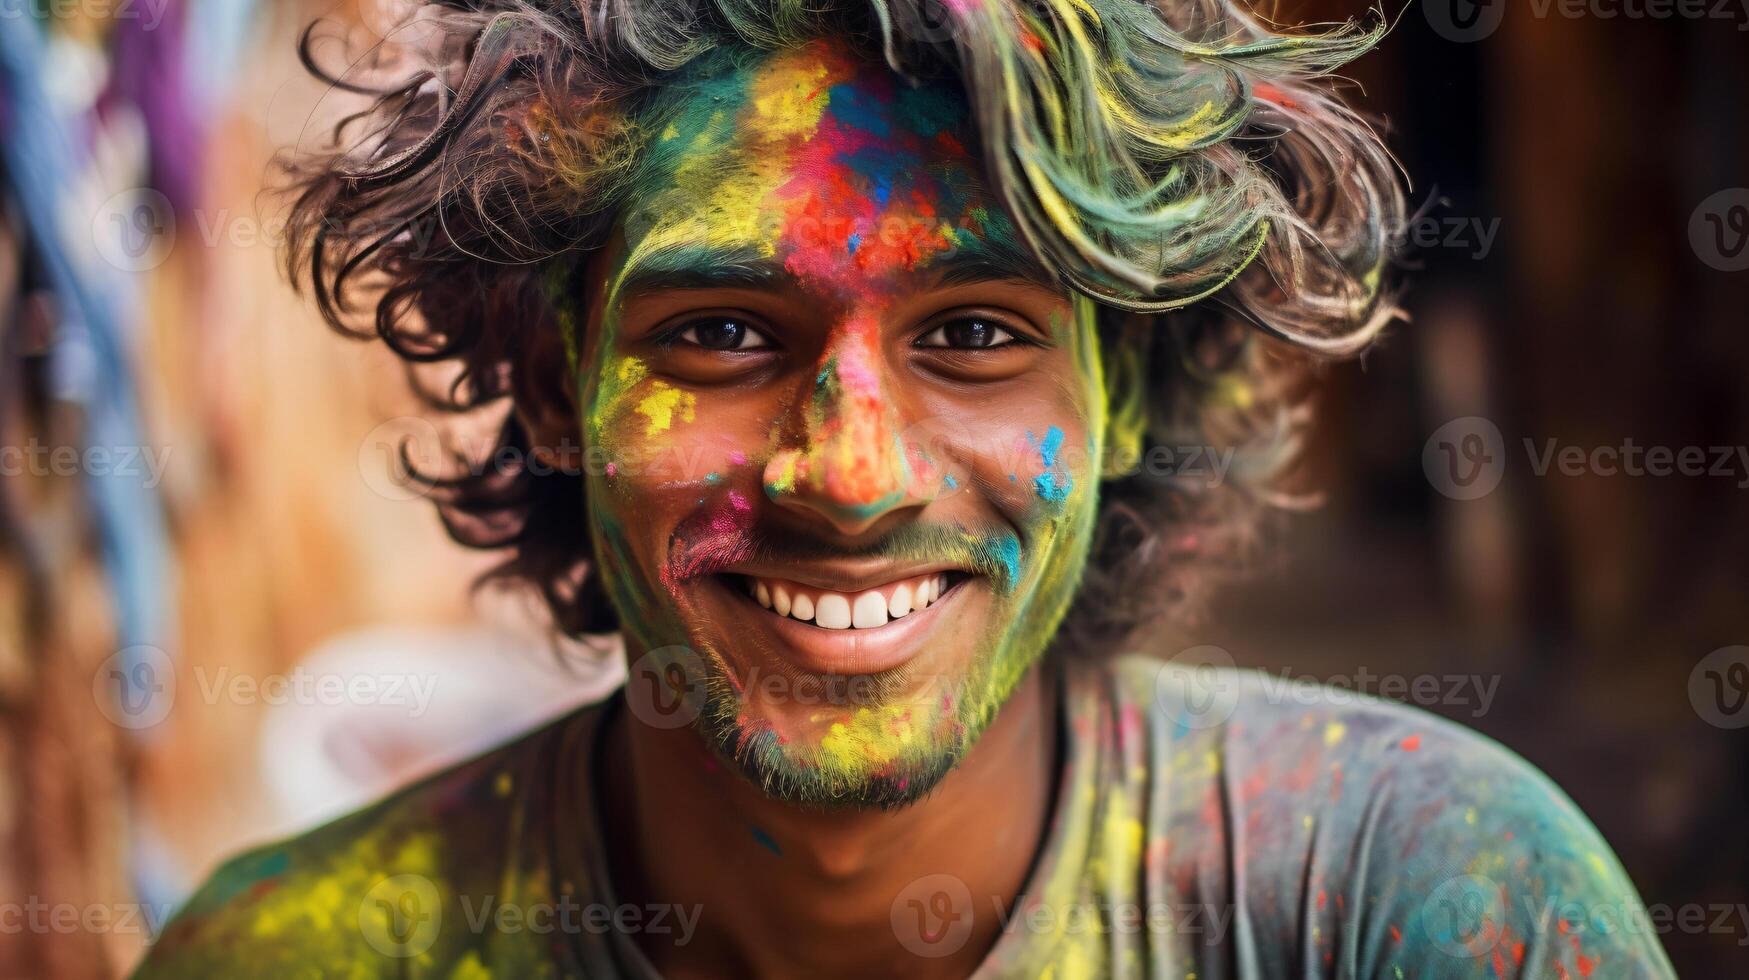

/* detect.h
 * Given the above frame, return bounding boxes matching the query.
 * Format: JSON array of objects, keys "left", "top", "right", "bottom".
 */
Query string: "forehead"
[{"left": 613, "top": 40, "right": 1037, "bottom": 299}]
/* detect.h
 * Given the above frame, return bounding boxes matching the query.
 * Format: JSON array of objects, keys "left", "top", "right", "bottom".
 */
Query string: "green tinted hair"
[{"left": 285, "top": 0, "right": 1405, "bottom": 643}]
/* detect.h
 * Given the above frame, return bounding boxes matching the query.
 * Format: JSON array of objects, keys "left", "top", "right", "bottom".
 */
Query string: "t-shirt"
[{"left": 135, "top": 656, "right": 1676, "bottom": 978}]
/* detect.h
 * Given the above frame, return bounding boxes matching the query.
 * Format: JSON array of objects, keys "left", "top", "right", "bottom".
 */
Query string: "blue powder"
[
  {"left": 751, "top": 826, "right": 782, "bottom": 856},
  {"left": 1033, "top": 472, "right": 1072, "bottom": 502}
]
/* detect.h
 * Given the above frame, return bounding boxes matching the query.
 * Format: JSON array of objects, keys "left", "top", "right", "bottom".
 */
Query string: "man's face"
[{"left": 576, "top": 40, "right": 1107, "bottom": 806}]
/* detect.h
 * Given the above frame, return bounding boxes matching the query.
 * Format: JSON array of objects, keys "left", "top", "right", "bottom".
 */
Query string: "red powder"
[{"left": 1401, "top": 735, "right": 1421, "bottom": 752}]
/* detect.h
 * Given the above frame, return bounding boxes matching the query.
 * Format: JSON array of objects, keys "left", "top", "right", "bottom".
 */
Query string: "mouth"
[
  {"left": 702, "top": 565, "right": 978, "bottom": 674},
  {"left": 731, "top": 570, "right": 968, "bottom": 629}
]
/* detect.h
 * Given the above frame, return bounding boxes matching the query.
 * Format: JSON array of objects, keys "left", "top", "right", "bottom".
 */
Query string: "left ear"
[{"left": 513, "top": 310, "right": 586, "bottom": 474}]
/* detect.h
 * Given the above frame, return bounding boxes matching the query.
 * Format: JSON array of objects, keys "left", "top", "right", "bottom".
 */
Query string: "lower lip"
[{"left": 705, "top": 575, "right": 970, "bottom": 675}]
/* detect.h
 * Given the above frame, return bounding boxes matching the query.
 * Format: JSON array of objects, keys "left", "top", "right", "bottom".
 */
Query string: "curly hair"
[{"left": 283, "top": 0, "right": 1404, "bottom": 647}]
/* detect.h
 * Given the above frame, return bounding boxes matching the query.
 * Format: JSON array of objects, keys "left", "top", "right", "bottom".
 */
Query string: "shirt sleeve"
[{"left": 1333, "top": 712, "right": 1678, "bottom": 979}]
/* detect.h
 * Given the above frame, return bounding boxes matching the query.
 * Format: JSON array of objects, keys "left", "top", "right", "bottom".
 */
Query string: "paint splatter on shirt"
[{"left": 135, "top": 657, "right": 1675, "bottom": 978}]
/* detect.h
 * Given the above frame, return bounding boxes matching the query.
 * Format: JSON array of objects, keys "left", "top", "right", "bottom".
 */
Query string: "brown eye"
[
  {"left": 916, "top": 318, "right": 1018, "bottom": 349},
  {"left": 676, "top": 317, "right": 771, "bottom": 351}
]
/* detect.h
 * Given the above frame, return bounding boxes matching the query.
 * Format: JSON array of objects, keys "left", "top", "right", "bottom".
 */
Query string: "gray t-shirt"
[{"left": 137, "top": 656, "right": 1676, "bottom": 978}]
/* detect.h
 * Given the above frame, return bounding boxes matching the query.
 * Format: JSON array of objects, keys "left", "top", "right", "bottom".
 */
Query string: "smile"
[
  {"left": 702, "top": 562, "right": 979, "bottom": 675},
  {"left": 735, "top": 571, "right": 962, "bottom": 629}
]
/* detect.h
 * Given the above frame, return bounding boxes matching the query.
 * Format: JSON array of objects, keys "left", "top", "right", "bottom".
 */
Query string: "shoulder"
[
  {"left": 134, "top": 707, "right": 594, "bottom": 978},
  {"left": 1096, "top": 655, "right": 1675, "bottom": 977}
]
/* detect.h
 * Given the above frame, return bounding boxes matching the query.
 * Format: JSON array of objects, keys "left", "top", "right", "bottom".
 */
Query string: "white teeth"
[
  {"left": 746, "top": 573, "right": 955, "bottom": 628},
  {"left": 814, "top": 594, "right": 852, "bottom": 629},
  {"left": 852, "top": 591, "right": 888, "bottom": 629},
  {"left": 888, "top": 583, "right": 912, "bottom": 618}
]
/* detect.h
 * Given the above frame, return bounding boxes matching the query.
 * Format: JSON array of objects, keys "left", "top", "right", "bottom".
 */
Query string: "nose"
[{"left": 763, "top": 319, "right": 934, "bottom": 536}]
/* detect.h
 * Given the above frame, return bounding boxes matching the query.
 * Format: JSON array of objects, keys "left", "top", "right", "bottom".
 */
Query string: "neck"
[{"left": 598, "top": 663, "right": 1059, "bottom": 980}]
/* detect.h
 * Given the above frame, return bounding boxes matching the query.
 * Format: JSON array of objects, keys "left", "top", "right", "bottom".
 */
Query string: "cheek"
[
  {"left": 585, "top": 354, "right": 699, "bottom": 466},
  {"left": 927, "top": 373, "right": 1098, "bottom": 527}
]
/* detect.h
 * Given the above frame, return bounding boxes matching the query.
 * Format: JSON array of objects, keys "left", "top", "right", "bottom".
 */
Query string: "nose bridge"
[{"left": 765, "top": 317, "right": 919, "bottom": 530}]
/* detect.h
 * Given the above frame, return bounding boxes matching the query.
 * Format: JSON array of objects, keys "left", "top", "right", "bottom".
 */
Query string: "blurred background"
[{"left": 0, "top": 0, "right": 1744, "bottom": 976}]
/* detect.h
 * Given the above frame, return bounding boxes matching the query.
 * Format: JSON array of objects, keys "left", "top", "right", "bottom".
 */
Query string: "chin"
[{"left": 668, "top": 575, "right": 1024, "bottom": 809}]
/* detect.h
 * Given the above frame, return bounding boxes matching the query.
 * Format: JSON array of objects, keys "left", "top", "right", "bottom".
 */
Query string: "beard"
[{"left": 608, "top": 503, "right": 1084, "bottom": 810}]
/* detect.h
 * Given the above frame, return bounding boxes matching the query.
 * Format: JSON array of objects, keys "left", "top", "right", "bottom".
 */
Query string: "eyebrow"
[{"left": 613, "top": 232, "right": 1056, "bottom": 299}]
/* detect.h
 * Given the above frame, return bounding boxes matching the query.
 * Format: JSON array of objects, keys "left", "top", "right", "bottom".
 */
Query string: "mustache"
[{"left": 665, "top": 505, "right": 1021, "bottom": 593}]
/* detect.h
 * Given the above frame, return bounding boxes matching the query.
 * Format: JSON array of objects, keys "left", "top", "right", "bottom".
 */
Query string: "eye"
[
  {"left": 672, "top": 317, "right": 772, "bottom": 351},
  {"left": 915, "top": 318, "right": 1021, "bottom": 350}
]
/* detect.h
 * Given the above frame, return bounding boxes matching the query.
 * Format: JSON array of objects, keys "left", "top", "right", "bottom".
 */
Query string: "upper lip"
[{"left": 718, "top": 559, "right": 969, "bottom": 593}]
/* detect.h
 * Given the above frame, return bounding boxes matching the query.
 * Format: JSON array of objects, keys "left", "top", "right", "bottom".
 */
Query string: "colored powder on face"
[
  {"left": 750, "top": 826, "right": 782, "bottom": 856},
  {"left": 1027, "top": 426, "right": 1075, "bottom": 502},
  {"left": 943, "top": 474, "right": 959, "bottom": 490},
  {"left": 1032, "top": 426, "right": 1066, "bottom": 468},
  {"left": 989, "top": 533, "right": 1023, "bottom": 593},
  {"left": 1033, "top": 472, "right": 1072, "bottom": 502},
  {"left": 635, "top": 383, "right": 696, "bottom": 435},
  {"left": 729, "top": 451, "right": 747, "bottom": 465}
]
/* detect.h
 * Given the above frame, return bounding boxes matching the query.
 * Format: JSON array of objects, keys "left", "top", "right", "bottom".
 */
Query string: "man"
[{"left": 139, "top": 0, "right": 1675, "bottom": 976}]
